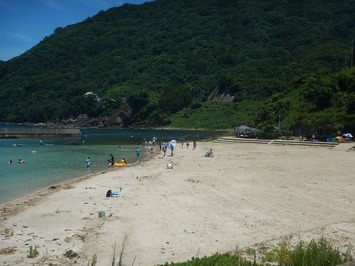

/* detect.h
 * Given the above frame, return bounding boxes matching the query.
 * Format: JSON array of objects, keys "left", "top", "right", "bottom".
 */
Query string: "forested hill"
[{"left": 0, "top": 0, "right": 354, "bottom": 133}]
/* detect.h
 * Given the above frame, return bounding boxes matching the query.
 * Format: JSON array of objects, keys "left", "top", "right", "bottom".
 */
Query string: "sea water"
[{"left": 0, "top": 128, "right": 222, "bottom": 203}]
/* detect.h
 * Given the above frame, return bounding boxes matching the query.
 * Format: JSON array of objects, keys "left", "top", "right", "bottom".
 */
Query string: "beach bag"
[{"left": 106, "top": 190, "right": 112, "bottom": 197}]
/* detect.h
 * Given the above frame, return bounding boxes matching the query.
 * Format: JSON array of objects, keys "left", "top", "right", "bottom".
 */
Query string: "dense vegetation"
[{"left": 0, "top": 0, "right": 354, "bottom": 134}]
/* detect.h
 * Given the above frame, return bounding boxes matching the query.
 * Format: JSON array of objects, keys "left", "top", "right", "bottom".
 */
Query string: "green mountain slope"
[{"left": 0, "top": 0, "right": 354, "bottom": 132}]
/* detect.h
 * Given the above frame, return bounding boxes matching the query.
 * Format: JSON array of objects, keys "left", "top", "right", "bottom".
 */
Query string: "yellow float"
[{"left": 114, "top": 159, "right": 126, "bottom": 168}]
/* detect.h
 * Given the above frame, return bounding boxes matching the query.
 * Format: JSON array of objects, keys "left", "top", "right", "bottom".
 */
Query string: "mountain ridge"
[{"left": 0, "top": 0, "right": 354, "bottom": 133}]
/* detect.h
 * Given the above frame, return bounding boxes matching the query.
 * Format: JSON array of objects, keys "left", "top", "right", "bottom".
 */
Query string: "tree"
[{"left": 158, "top": 85, "right": 193, "bottom": 114}]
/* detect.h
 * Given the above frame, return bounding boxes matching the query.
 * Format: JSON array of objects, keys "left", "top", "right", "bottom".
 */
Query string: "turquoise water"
[{"left": 0, "top": 128, "right": 222, "bottom": 203}]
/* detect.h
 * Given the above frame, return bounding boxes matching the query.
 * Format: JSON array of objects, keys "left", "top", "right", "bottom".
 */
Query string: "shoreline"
[
  {"left": 0, "top": 148, "right": 155, "bottom": 208},
  {"left": 0, "top": 170, "right": 109, "bottom": 214},
  {"left": 1, "top": 140, "right": 354, "bottom": 265}
]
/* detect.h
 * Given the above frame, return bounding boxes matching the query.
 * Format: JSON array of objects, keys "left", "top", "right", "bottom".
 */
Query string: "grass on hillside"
[{"left": 169, "top": 100, "right": 263, "bottom": 130}]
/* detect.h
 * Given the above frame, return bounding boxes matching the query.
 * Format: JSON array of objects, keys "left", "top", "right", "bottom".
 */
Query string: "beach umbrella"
[
  {"left": 168, "top": 140, "right": 177, "bottom": 149},
  {"left": 343, "top": 133, "right": 353, "bottom": 138}
]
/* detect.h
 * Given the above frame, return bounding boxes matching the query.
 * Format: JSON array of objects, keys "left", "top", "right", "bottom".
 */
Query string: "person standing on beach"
[
  {"left": 136, "top": 147, "right": 140, "bottom": 157},
  {"left": 162, "top": 144, "right": 167, "bottom": 156},
  {"left": 193, "top": 140, "right": 197, "bottom": 150},
  {"left": 86, "top": 157, "right": 91, "bottom": 167},
  {"left": 170, "top": 145, "right": 174, "bottom": 156},
  {"left": 110, "top": 154, "right": 114, "bottom": 164}
]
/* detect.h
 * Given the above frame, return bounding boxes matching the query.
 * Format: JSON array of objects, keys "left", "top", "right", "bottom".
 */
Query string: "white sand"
[{"left": 1, "top": 140, "right": 354, "bottom": 265}]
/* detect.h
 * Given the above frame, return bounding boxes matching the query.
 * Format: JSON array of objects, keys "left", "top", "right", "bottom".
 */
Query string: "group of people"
[
  {"left": 160, "top": 142, "right": 174, "bottom": 157},
  {"left": 86, "top": 154, "right": 127, "bottom": 168},
  {"left": 84, "top": 138, "right": 206, "bottom": 168},
  {"left": 181, "top": 140, "right": 197, "bottom": 150},
  {"left": 7, "top": 159, "right": 25, "bottom": 164},
  {"left": 158, "top": 140, "right": 200, "bottom": 157}
]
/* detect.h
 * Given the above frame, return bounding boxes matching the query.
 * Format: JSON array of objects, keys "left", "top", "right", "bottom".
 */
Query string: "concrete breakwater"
[{"left": 0, "top": 128, "right": 81, "bottom": 138}]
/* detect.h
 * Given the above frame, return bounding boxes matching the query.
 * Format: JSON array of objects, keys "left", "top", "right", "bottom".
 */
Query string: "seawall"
[{"left": 0, "top": 128, "right": 81, "bottom": 138}]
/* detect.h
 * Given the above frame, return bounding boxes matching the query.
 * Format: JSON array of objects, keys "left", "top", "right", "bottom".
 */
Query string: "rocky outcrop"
[
  {"left": 207, "top": 87, "right": 235, "bottom": 103},
  {"left": 72, "top": 114, "right": 123, "bottom": 128},
  {"left": 57, "top": 114, "right": 123, "bottom": 128}
]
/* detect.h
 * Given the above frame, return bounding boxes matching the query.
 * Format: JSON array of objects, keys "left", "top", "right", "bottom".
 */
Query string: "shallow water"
[
  {"left": 0, "top": 128, "right": 222, "bottom": 203},
  {"left": 0, "top": 139, "right": 138, "bottom": 203}
]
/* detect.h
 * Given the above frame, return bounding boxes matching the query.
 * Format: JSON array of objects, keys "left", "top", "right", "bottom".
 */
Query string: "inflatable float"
[{"left": 114, "top": 159, "right": 126, "bottom": 168}]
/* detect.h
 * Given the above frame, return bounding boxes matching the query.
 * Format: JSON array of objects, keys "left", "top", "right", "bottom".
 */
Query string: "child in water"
[{"left": 86, "top": 157, "right": 91, "bottom": 167}]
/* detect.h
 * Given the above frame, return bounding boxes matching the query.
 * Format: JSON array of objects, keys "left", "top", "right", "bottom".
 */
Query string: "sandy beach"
[{"left": 1, "top": 139, "right": 355, "bottom": 265}]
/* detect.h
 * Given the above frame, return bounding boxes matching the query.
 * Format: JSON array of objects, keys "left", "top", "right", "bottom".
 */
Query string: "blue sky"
[{"left": 0, "top": 0, "right": 153, "bottom": 61}]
